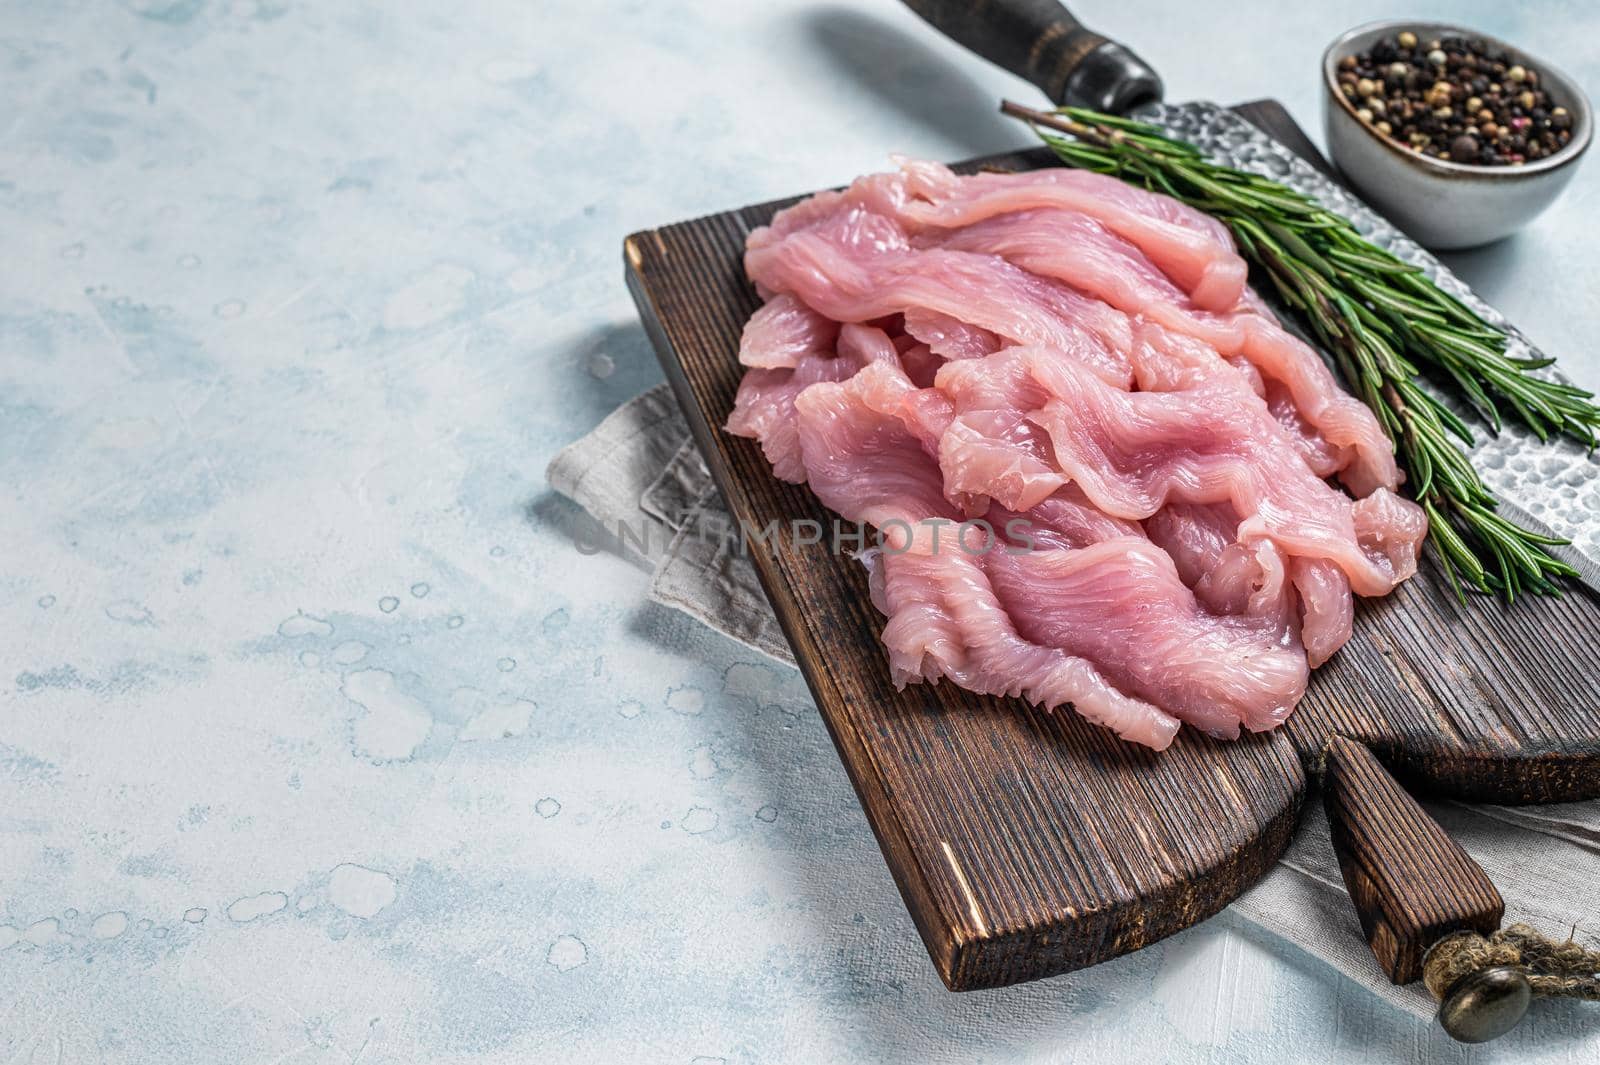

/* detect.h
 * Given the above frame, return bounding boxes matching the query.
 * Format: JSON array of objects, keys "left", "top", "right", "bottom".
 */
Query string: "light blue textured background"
[{"left": 4, "top": 2, "right": 1598, "bottom": 1062}]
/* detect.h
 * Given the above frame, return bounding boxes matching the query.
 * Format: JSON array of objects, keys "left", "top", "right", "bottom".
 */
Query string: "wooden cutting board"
[{"left": 622, "top": 100, "right": 1600, "bottom": 992}]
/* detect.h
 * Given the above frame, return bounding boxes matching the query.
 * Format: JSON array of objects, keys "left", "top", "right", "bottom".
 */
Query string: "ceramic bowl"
[{"left": 1322, "top": 20, "right": 1591, "bottom": 249}]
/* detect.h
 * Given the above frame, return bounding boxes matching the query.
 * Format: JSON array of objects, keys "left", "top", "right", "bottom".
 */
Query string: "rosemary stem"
[{"left": 999, "top": 100, "right": 1098, "bottom": 142}]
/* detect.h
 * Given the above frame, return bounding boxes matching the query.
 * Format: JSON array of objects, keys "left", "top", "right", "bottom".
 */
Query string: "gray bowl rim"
[{"left": 1322, "top": 18, "right": 1593, "bottom": 180}]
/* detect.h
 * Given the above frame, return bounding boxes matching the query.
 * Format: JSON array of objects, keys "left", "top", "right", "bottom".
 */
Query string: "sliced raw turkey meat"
[{"left": 727, "top": 159, "right": 1427, "bottom": 749}]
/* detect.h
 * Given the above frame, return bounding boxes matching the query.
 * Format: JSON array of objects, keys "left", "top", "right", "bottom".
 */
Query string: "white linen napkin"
[{"left": 548, "top": 385, "right": 1600, "bottom": 1021}]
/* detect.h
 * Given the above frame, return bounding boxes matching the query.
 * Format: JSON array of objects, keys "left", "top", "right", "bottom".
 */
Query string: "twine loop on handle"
[{"left": 1425, "top": 924, "right": 1600, "bottom": 1002}]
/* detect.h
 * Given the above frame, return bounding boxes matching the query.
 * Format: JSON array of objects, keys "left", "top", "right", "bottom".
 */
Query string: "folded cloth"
[{"left": 548, "top": 385, "right": 1600, "bottom": 1020}]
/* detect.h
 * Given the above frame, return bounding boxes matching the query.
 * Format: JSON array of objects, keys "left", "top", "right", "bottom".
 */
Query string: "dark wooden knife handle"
[
  {"left": 1322, "top": 735, "right": 1505, "bottom": 984},
  {"left": 900, "top": 0, "right": 1163, "bottom": 112}
]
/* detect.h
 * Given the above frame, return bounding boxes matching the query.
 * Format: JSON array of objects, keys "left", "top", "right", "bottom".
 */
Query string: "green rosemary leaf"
[
  {"left": 1512, "top": 355, "right": 1559, "bottom": 370},
  {"left": 1326, "top": 245, "right": 1423, "bottom": 276},
  {"left": 1352, "top": 278, "right": 1450, "bottom": 324}
]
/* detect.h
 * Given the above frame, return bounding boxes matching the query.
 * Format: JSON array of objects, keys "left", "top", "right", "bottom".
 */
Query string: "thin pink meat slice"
[
  {"left": 1264, "top": 378, "right": 1348, "bottom": 478},
  {"left": 728, "top": 319, "right": 960, "bottom": 485},
  {"left": 1237, "top": 289, "right": 1401, "bottom": 497},
  {"left": 935, "top": 208, "right": 1397, "bottom": 493},
  {"left": 1350, "top": 483, "right": 1431, "bottom": 586},
  {"left": 725, "top": 347, "right": 863, "bottom": 483},
  {"left": 987, "top": 346, "right": 1426, "bottom": 595},
  {"left": 793, "top": 360, "right": 961, "bottom": 552},
  {"left": 1145, "top": 501, "right": 1298, "bottom": 627},
  {"left": 987, "top": 540, "right": 1308, "bottom": 737},
  {"left": 986, "top": 483, "right": 1145, "bottom": 552},
  {"left": 902, "top": 306, "right": 1001, "bottom": 360},
  {"left": 1144, "top": 500, "right": 1355, "bottom": 664},
  {"left": 745, "top": 217, "right": 1135, "bottom": 389},
  {"left": 894, "top": 163, "right": 1244, "bottom": 311},
  {"left": 1198, "top": 540, "right": 1298, "bottom": 636},
  {"left": 864, "top": 546, "right": 1182, "bottom": 750},
  {"left": 1143, "top": 501, "right": 1240, "bottom": 586},
  {"left": 938, "top": 408, "right": 1067, "bottom": 513},
  {"left": 897, "top": 341, "right": 943, "bottom": 389},
  {"left": 932, "top": 341, "right": 1065, "bottom": 512},
  {"left": 831, "top": 326, "right": 959, "bottom": 459},
  {"left": 929, "top": 207, "right": 1201, "bottom": 324},
  {"left": 793, "top": 158, "right": 1248, "bottom": 312},
  {"left": 739, "top": 293, "right": 840, "bottom": 369},
  {"left": 751, "top": 194, "right": 914, "bottom": 257},
  {"left": 1291, "top": 557, "right": 1355, "bottom": 667}
]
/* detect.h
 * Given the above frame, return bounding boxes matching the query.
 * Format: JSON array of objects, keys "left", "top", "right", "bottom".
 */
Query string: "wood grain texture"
[
  {"left": 1323, "top": 736, "right": 1505, "bottom": 983},
  {"left": 621, "top": 103, "right": 1600, "bottom": 991}
]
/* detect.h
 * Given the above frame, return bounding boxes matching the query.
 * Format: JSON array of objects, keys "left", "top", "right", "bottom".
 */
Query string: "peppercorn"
[
  {"left": 1397, "top": 30, "right": 1418, "bottom": 49},
  {"left": 1449, "top": 134, "right": 1480, "bottom": 162}
]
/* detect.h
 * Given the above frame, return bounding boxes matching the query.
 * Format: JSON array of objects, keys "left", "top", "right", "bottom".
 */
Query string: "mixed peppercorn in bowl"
[
  {"left": 1335, "top": 29, "right": 1574, "bottom": 167},
  {"left": 1321, "top": 20, "right": 1591, "bottom": 249}
]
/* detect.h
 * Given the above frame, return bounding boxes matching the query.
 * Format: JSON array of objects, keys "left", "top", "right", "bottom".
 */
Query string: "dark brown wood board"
[{"left": 621, "top": 100, "right": 1600, "bottom": 992}]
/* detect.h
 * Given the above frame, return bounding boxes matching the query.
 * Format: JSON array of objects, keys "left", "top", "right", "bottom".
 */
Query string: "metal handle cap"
[{"left": 1437, "top": 965, "right": 1532, "bottom": 1044}]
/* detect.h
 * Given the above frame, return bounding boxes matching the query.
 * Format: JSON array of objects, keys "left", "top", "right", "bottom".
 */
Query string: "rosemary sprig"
[{"left": 1002, "top": 100, "right": 1597, "bottom": 600}]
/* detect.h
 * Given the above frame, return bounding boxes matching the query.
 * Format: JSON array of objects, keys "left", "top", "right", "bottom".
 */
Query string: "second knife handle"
[
  {"left": 1322, "top": 735, "right": 1505, "bottom": 984},
  {"left": 901, "top": 0, "right": 1163, "bottom": 113}
]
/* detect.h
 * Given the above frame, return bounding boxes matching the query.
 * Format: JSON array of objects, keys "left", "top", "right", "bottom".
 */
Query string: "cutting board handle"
[
  {"left": 900, "top": 0, "right": 1163, "bottom": 113},
  {"left": 1321, "top": 736, "right": 1530, "bottom": 1042}
]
